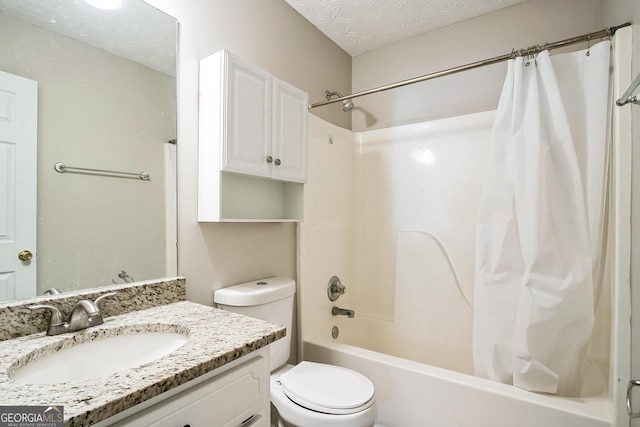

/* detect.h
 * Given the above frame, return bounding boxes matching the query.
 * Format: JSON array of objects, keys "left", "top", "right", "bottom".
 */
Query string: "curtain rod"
[{"left": 308, "top": 22, "right": 631, "bottom": 110}]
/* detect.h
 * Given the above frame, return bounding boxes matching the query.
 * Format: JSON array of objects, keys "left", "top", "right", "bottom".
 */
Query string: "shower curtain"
[{"left": 473, "top": 40, "right": 611, "bottom": 397}]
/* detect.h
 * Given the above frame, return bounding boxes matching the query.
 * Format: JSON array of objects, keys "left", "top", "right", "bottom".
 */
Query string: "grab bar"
[{"left": 54, "top": 162, "right": 150, "bottom": 181}]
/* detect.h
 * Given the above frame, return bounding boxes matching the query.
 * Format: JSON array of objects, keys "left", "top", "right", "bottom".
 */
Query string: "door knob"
[{"left": 18, "top": 250, "right": 33, "bottom": 261}]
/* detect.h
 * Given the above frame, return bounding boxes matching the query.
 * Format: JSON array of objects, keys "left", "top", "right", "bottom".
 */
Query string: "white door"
[{"left": 0, "top": 70, "right": 37, "bottom": 300}]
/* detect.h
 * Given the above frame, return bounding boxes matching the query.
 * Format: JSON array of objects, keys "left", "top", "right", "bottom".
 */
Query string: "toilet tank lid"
[{"left": 214, "top": 276, "right": 296, "bottom": 306}]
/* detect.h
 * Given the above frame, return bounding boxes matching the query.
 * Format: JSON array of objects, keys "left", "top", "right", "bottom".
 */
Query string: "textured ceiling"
[
  {"left": 0, "top": 0, "right": 176, "bottom": 76},
  {"left": 285, "top": 0, "right": 528, "bottom": 56}
]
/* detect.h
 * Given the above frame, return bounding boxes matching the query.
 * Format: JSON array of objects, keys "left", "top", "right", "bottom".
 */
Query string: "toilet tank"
[{"left": 214, "top": 277, "right": 295, "bottom": 372}]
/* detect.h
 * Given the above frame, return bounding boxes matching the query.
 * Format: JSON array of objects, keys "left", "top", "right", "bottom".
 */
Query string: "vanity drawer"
[{"left": 112, "top": 356, "right": 268, "bottom": 427}]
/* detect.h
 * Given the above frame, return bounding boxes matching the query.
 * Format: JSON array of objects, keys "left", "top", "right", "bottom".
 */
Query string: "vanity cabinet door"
[{"left": 111, "top": 356, "right": 268, "bottom": 427}]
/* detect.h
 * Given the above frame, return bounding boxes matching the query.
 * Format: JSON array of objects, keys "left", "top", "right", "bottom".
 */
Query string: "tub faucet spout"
[{"left": 332, "top": 306, "right": 355, "bottom": 318}]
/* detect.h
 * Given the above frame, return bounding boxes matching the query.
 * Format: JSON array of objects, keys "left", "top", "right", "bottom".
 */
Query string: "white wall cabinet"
[
  {"left": 199, "top": 50, "right": 307, "bottom": 222},
  {"left": 106, "top": 354, "right": 269, "bottom": 427}
]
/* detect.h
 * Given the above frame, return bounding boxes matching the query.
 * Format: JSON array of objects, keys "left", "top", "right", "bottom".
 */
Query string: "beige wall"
[
  {"left": 350, "top": 0, "right": 607, "bottom": 131},
  {"left": 142, "top": 0, "right": 352, "bottom": 310},
  {"left": 0, "top": 13, "right": 174, "bottom": 294}
]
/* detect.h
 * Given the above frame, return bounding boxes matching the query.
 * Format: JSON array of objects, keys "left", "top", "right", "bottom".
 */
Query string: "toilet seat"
[{"left": 278, "top": 361, "right": 375, "bottom": 415}]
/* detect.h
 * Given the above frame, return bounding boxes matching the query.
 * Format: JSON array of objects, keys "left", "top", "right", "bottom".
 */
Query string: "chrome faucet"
[
  {"left": 29, "top": 292, "right": 116, "bottom": 336},
  {"left": 332, "top": 306, "right": 355, "bottom": 318}
]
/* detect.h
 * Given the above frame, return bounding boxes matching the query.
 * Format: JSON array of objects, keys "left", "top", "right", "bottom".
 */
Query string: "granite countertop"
[{"left": 0, "top": 301, "right": 286, "bottom": 426}]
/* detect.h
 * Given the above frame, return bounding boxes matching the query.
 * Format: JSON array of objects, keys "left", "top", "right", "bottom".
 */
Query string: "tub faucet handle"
[{"left": 328, "top": 276, "right": 346, "bottom": 301}]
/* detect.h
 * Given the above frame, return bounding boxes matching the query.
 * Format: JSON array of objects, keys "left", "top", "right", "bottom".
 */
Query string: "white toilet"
[{"left": 214, "top": 277, "right": 377, "bottom": 427}]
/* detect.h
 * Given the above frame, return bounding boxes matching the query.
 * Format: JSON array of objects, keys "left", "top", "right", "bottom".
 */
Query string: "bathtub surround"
[
  {"left": 300, "top": 111, "right": 618, "bottom": 425},
  {"left": 0, "top": 278, "right": 185, "bottom": 340}
]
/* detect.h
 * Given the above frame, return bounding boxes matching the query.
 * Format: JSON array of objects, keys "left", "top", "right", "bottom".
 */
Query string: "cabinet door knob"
[
  {"left": 266, "top": 155, "right": 273, "bottom": 163},
  {"left": 275, "top": 158, "right": 281, "bottom": 166}
]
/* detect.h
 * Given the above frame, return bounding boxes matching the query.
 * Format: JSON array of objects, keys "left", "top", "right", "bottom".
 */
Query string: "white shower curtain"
[{"left": 473, "top": 40, "right": 611, "bottom": 396}]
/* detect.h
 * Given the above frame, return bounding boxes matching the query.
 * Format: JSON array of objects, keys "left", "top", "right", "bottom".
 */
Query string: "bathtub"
[{"left": 303, "top": 334, "right": 612, "bottom": 427}]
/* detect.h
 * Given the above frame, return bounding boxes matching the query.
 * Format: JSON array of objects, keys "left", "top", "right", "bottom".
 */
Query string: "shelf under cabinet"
[{"left": 218, "top": 172, "right": 303, "bottom": 222}]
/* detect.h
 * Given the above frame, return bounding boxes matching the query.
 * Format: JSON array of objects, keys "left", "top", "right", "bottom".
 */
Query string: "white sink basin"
[{"left": 11, "top": 331, "right": 188, "bottom": 384}]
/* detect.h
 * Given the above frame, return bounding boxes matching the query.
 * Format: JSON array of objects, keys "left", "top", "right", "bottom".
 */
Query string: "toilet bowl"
[
  {"left": 214, "top": 277, "right": 378, "bottom": 427},
  {"left": 271, "top": 362, "right": 377, "bottom": 427}
]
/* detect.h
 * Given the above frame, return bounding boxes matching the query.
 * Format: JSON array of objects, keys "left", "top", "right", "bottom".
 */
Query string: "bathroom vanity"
[{"left": 0, "top": 284, "right": 285, "bottom": 427}]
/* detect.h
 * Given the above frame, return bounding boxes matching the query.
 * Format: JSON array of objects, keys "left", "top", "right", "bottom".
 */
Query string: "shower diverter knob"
[{"left": 327, "top": 276, "right": 346, "bottom": 301}]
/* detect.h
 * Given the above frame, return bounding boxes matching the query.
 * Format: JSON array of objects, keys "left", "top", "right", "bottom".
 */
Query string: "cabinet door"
[
  {"left": 223, "top": 53, "right": 272, "bottom": 178},
  {"left": 271, "top": 78, "right": 308, "bottom": 183},
  {"left": 112, "top": 356, "right": 268, "bottom": 427}
]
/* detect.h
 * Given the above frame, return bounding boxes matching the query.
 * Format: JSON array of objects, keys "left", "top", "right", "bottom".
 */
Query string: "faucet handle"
[
  {"left": 327, "top": 276, "right": 346, "bottom": 301},
  {"left": 93, "top": 292, "right": 117, "bottom": 308},
  {"left": 92, "top": 292, "right": 117, "bottom": 318},
  {"left": 28, "top": 305, "right": 65, "bottom": 327}
]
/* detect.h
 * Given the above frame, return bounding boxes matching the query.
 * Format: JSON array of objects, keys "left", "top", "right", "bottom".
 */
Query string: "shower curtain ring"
[
  {"left": 526, "top": 52, "right": 536, "bottom": 67},
  {"left": 586, "top": 33, "right": 591, "bottom": 56}
]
